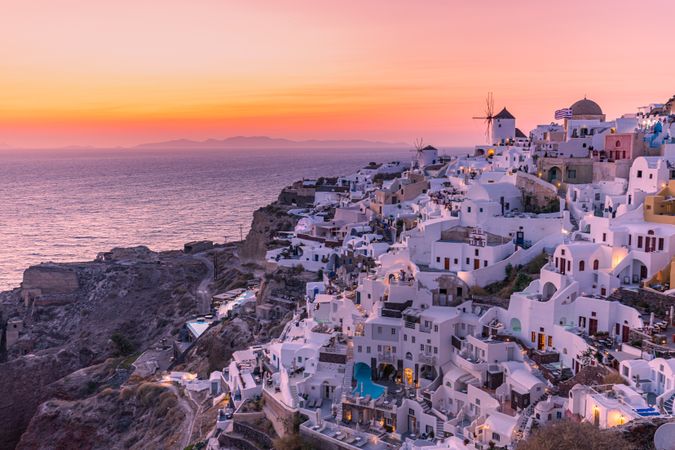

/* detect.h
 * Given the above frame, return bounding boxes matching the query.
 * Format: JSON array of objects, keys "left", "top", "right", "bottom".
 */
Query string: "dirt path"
[{"left": 194, "top": 253, "right": 214, "bottom": 314}]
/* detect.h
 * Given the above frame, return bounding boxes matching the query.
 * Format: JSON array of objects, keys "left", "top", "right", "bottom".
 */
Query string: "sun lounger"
[
  {"left": 316, "top": 398, "right": 323, "bottom": 408},
  {"left": 356, "top": 439, "right": 368, "bottom": 448}
]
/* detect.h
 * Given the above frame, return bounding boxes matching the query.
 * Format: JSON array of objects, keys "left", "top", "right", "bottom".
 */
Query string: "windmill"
[
  {"left": 472, "top": 92, "right": 495, "bottom": 143},
  {"left": 409, "top": 137, "right": 426, "bottom": 168}
]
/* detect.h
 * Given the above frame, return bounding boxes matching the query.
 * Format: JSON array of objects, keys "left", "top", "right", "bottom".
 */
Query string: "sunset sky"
[{"left": 1, "top": 0, "right": 674, "bottom": 148}]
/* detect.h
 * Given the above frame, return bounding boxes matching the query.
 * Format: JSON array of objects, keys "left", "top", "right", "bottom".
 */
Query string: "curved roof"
[
  {"left": 570, "top": 98, "right": 603, "bottom": 116},
  {"left": 467, "top": 182, "right": 521, "bottom": 202},
  {"left": 510, "top": 369, "right": 544, "bottom": 391}
]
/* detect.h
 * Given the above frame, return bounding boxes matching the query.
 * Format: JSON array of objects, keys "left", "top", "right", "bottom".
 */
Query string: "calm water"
[{"left": 0, "top": 147, "right": 467, "bottom": 290}]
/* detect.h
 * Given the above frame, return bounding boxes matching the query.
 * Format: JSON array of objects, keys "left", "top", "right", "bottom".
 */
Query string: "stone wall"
[
  {"left": 21, "top": 264, "right": 79, "bottom": 306},
  {"left": 516, "top": 172, "right": 558, "bottom": 209}
]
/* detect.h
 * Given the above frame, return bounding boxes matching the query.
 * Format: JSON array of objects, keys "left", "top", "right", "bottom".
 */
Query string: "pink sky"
[{"left": 1, "top": 0, "right": 673, "bottom": 148}]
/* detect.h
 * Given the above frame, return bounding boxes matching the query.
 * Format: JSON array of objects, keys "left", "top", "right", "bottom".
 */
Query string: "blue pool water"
[{"left": 352, "top": 363, "right": 385, "bottom": 399}]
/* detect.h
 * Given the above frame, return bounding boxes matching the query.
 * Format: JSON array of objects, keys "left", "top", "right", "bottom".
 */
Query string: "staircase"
[
  {"left": 289, "top": 384, "right": 299, "bottom": 408},
  {"left": 663, "top": 392, "right": 675, "bottom": 415},
  {"left": 435, "top": 417, "right": 444, "bottom": 438},
  {"left": 335, "top": 360, "right": 354, "bottom": 421},
  {"left": 420, "top": 398, "right": 432, "bottom": 414}
]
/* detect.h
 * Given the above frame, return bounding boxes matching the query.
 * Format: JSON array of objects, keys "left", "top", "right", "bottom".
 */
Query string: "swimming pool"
[{"left": 352, "top": 362, "right": 385, "bottom": 399}]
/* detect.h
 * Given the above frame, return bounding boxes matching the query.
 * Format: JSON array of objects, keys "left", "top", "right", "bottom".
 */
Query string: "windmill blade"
[{"left": 488, "top": 92, "right": 494, "bottom": 118}]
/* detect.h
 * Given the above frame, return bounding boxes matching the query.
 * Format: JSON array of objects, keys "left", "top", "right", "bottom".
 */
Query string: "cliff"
[
  {"left": 0, "top": 246, "right": 209, "bottom": 449},
  {"left": 239, "top": 202, "right": 297, "bottom": 263}
]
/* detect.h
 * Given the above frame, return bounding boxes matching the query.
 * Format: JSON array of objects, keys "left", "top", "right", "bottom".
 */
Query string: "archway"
[
  {"left": 547, "top": 166, "right": 562, "bottom": 183},
  {"left": 510, "top": 318, "right": 522, "bottom": 333},
  {"left": 542, "top": 282, "right": 557, "bottom": 301},
  {"left": 631, "top": 259, "right": 648, "bottom": 284}
]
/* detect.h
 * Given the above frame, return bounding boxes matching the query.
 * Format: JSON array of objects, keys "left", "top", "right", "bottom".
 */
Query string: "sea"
[{"left": 0, "top": 147, "right": 469, "bottom": 290}]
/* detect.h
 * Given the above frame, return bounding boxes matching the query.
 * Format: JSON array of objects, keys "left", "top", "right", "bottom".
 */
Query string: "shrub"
[{"left": 110, "top": 333, "right": 135, "bottom": 356}]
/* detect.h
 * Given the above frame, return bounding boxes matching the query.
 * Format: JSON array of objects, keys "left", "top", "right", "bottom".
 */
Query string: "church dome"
[{"left": 570, "top": 98, "right": 603, "bottom": 116}]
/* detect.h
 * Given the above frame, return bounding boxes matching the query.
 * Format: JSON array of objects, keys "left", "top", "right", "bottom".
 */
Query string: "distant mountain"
[{"left": 134, "top": 136, "right": 408, "bottom": 150}]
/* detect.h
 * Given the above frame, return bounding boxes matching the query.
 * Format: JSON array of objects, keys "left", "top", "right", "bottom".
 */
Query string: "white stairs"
[
  {"left": 335, "top": 360, "right": 354, "bottom": 421},
  {"left": 663, "top": 392, "right": 675, "bottom": 415}
]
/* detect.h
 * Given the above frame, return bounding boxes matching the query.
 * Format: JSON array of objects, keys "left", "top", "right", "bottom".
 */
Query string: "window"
[
  {"left": 628, "top": 235, "right": 632, "bottom": 246},
  {"left": 298, "top": 356, "right": 302, "bottom": 363},
  {"left": 377, "top": 345, "right": 382, "bottom": 352},
  {"left": 475, "top": 249, "right": 479, "bottom": 256},
  {"left": 391, "top": 328, "right": 396, "bottom": 335},
  {"left": 366, "top": 346, "right": 371, "bottom": 353},
  {"left": 467, "top": 206, "right": 472, "bottom": 213},
  {"left": 649, "top": 173, "right": 653, "bottom": 179},
  {"left": 377, "top": 326, "right": 382, "bottom": 333},
  {"left": 602, "top": 233, "right": 606, "bottom": 242},
  {"left": 412, "top": 336, "right": 416, "bottom": 343},
  {"left": 454, "top": 258, "right": 458, "bottom": 264},
  {"left": 434, "top": 347, "right": 438, "bottom": 354},
  {"left": 420, "top": 344, "right": 424, "bottom": 351},
  {"left": 531, "top": 331, "right": 536, "bottom": 343},
  {"left": 466, "top": 258, "right": 470, "bottom": 264},
  {"left": 548, "top": 336, "right": 553, "bottom": 347},
  {"left": 436, "top": 257, "right": 440, "bottom": 263},
  {"left": 434, "top": 325, "right": 438, "bottom": 332},
  {"left": 637, "top": 170, "right": 643, "bottom": 178},
  {"left": 593, "top": 259, "right": 599, "bottom": 270},
  {"left": 659, "top": 238, "right": 664, "bottom": 251},
  {"left": 492, "top": 432, "right": 500, "bottom": 441},
  {"left": 357, "top": 345, "right": 362, "bottom": 353},
  {"left": 579, "top": 261, "right": 585, "bottom": 271},
  {"left": 638, "top": 236, "right": 643, "bottom": 248}
]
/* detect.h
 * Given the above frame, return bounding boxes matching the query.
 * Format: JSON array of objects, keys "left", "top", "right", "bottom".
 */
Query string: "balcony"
[{"left": 378, "top": 353, "right": 396, "bottom": 364}]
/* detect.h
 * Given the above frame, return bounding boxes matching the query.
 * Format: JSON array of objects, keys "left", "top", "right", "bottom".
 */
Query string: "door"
[
  {"left": 640, "top": 265, "right": 648, "bottom": 280},
  {"left": 593, "top": 407, "right": 600, "bottom": 426},
  {"left": 444, "top": 258, "right": 450, "bottom": 270},
  {"left": 408, "top": 415, "right": 417, "bottom": 435},
  {"left": 474, "top": 259, "right": 481, "bottom": 270},
  {"left": 560, "top": 258, "right": 566, "bottom": 274},
  {"left": 537, "top": 333, "right": 545, "bottom": 351},
  {"left": 622, "top": 325, "right": 630, "bottom": 343},
  {"left": 589, "top": 318, "right": 598, "bottom": 336}
]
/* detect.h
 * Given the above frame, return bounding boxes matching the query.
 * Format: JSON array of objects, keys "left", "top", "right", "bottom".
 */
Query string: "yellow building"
[{"left": 644, "top": 180, "right": 675, "bottom": 224}]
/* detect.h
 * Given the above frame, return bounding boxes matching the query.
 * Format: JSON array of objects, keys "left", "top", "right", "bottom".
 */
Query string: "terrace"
[{"left": 301, "top": 420, "right": 391, "bottom": 450}]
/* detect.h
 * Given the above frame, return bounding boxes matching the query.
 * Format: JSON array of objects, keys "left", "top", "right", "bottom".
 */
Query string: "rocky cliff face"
[
  {"left": 17, "top": 379, "right": 188, "bottom": 450},
  {"left": 239, "top": 203, "right": 297, "bottom": 263},
  {"left": 0, "top": 246, "right": 207, "bottom": 449}
]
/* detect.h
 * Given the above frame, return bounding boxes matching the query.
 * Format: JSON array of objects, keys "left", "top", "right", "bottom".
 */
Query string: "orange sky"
[{"left": 1, "top": 0, "right": 673, "bottom": 148}]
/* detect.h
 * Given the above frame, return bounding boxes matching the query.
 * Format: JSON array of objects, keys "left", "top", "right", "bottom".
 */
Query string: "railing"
[
  {"left": 378, "top": 353, "right": 396, "bottom": 364},
  {"left": 418, "top": 353, "right": 437, "bottom": 366}
]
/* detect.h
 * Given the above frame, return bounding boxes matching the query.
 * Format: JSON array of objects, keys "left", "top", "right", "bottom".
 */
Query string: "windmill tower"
[
  {"left": 411, "top": 138, "right": 438, "bottom": 168},
  {"left": 473, "top": 93, "right": 516, "bottom": 145}
]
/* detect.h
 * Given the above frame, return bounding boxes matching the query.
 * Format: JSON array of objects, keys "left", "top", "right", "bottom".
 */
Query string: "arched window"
[
  {"left": 593, "top": 259, "right": 599, "bottom": 270},
  {"left": 615, "top": 140, "right": 621, "bottom": 148},
  {"left": 579, "top": 260, "right": 585, "bottom": 271}
]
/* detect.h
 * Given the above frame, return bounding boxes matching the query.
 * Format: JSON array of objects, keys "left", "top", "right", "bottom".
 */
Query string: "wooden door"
[
  {"left": 444, "top": 258, "right": 450, "bottom": 270},
  {"left": 560, "top": 258, "right": 566, "bottom": 274},
  {"left": 589, "top": 318, "right": 598, "bottom": 336},
  {"left": 474, "top": 259, "right": 480, "bottom": 270}
]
